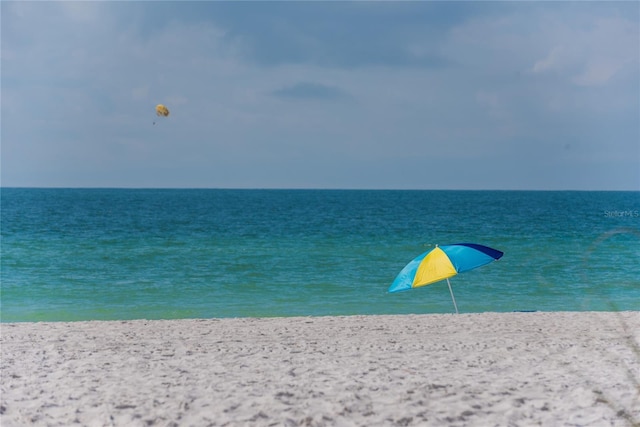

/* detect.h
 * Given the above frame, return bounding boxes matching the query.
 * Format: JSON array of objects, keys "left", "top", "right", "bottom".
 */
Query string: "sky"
[{"left": 2, "top": 1, "right": 639, "bottom": 190}]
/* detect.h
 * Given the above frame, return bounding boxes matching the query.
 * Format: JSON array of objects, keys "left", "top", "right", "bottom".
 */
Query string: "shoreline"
[{"left": 2, "top": 311, "right": 639, "bottom": 426}]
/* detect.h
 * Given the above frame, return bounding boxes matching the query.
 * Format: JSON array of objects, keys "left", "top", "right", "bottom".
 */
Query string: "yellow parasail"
[{"left": 155, "top": 104, "right": 170, "bottom": 117}]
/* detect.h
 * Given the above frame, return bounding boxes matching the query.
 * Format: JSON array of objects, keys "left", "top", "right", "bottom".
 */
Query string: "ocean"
[{"left": 1, "top": 188, "right": 638, "bottom": 322}]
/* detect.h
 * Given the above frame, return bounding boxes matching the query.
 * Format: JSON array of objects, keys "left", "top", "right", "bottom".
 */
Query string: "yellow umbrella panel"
[{"left": 412, "top": 246, "right": 458, "bottom": 288}]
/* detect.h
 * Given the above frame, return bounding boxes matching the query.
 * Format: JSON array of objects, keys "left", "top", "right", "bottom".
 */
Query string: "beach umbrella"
[{"left": 388, "top": 243, "right": 504, "bottom": 314}]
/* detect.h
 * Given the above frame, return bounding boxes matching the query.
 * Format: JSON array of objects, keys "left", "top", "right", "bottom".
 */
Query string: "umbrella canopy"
[{"left": 388, "top": 243, "right": 503, "bottom": 313}]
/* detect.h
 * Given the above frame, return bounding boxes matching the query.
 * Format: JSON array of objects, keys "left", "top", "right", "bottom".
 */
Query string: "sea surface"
[{"left": 1, "top": 188, "right": 639, "bottom": 322}]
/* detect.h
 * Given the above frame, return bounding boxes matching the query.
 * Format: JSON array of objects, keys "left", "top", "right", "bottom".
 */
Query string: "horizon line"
[{"left": 1, "top": 186, "right": 638, "bottom": 192}]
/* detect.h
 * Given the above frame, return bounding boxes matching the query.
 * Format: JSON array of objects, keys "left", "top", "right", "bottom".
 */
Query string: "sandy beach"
[{"left": 1, "top": 311, "right": 639, "bottom": 426}]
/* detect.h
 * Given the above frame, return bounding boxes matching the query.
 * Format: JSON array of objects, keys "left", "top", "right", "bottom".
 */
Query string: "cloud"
[
  {"left": 528, "top": 11, "right": 639, "bottom": 87},
  {"left": 272, "top": 82, "right": 349, "bottom": 100},
  {"left": 532, "top": 46, "right": 565, "bottom": 73},
  {"left": 211, "top": 2, "right": 462, "bottom": 69},
  {"left": 572, "top": 59, "right": 630, "bottom": 87},
  {"left": 1, "top": 1, "right": 638, "bottom": 190}
]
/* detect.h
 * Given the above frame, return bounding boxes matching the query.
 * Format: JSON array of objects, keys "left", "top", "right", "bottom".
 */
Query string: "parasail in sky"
[
  {"left": 155, "top": 104, "right": 170, "bottom": 117},
  {"left": 154, "top": 104, "right": 169, "bottom": 125}
]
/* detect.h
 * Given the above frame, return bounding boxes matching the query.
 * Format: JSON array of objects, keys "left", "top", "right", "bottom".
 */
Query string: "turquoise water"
[{"left": 1, "top": 189, "right": 639, "bottom": 322}]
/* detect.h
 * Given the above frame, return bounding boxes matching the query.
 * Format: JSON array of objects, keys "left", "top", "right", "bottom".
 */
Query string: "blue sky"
[{"left": 2, "top": 1, "right": 639, "bottom": 190}]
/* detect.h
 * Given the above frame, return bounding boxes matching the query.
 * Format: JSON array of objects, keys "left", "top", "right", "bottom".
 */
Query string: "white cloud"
[
  {"left": 572, "top": 59, "right": 629, "bottom": 87},
  {"left": 532, "top": 45, "right": 565, "bottom": 73},
  {"left": 529, "top": 13, "right": 638, "bottom": 87}
]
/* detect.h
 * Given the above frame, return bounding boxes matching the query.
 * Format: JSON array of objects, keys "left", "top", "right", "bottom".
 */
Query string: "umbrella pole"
[{"left": 446, "top": 278, "right": 459, "bottom": 314}]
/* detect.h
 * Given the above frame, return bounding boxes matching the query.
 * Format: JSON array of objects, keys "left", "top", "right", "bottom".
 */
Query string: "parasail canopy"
[{"left": 155, "top": 104, "right": 170, "bottom": 117}]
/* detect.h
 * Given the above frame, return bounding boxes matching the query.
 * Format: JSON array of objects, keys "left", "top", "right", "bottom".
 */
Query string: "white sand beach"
[{"left": 2, "top": 311, "right": 639, "bottom": 426}]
